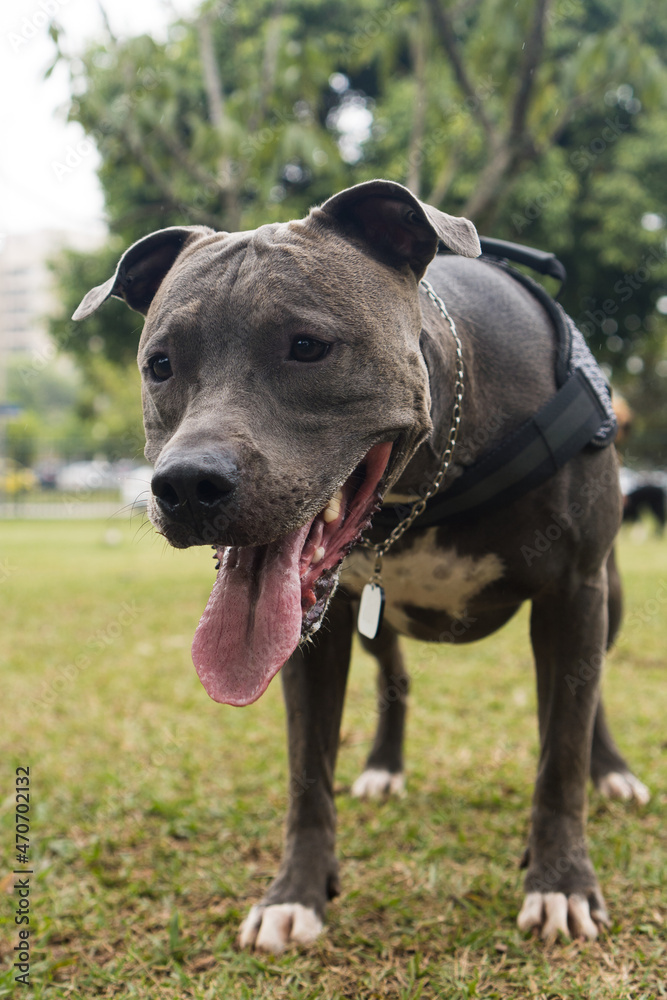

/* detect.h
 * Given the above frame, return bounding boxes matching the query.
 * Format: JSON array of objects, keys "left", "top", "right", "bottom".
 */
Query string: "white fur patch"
[
  {"left": 342, "top": 529, "right": 504, "bottom": 631},
  {"left": 518, "top": 891, "right": 606, "bottom": 942},
  {"left": 351, "top": 768, "right": 405, "bottom": 799},
  {"left": 567, "top": 894, "right": 599, "bottom": 939},
  {"left": 238, "top": 903, "right": 322, "bottom": 953},
  {"left": 598, "top": 770, "right": 650, "bottom": 805},
  {"left": 541, "top": 892, "right": 570, "bottom": 942},
  {"left": 517, "top": 891, "right": 543, "bottom": 932}
]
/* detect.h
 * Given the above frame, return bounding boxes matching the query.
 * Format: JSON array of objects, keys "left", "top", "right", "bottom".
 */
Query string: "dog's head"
[{"left": 75, "top": 180, "right": 479, "bottom": 705}]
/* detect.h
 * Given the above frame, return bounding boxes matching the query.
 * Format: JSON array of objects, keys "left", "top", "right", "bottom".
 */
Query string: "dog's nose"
[{"left": 151, "top": 452, "right": 238, "bottom": 514}]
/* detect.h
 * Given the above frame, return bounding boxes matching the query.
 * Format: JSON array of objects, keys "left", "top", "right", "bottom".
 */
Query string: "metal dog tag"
[{"left": 358, "top": 582, "right": 385, "bottom": 639}]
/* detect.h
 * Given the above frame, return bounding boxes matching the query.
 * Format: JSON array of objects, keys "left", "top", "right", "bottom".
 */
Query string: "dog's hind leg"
[
  {"left": 519, "top": 566, "right": 611, "bottom": 941},
  {"left": 591, "top": 701, "right": 649, "bottom": 804},
  {"left": 605, "top": 545, "right": 623, "bottom": 650},
  {"left": 590, "top": 548, "right": 650, "bottom": 804},
  {"left": 352, "top": 622, "right": 408, "bottom": 798},
  {"left": 238, "top": 592, "right": 354, "bottom": 953}
]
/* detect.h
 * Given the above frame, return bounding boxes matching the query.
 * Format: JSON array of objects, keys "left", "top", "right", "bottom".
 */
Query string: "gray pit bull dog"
[{"left": 74, "top": 179, "right": 649, "bottom": 951}]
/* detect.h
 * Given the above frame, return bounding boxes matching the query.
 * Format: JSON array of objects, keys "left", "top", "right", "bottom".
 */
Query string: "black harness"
[{"left": 372, "top": 239, "right": 615, "bottom": 531}]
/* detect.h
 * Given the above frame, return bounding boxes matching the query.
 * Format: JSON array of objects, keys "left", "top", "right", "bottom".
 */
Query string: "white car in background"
[
  {"left": 55, "top": 460, "right": 118, "bottom": 493},
  {"left": 118, "top": 465, "right": 154, "bottom": 511}
]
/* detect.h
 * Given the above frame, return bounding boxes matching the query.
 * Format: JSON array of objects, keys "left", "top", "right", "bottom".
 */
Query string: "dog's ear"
[
  {"left": 318, "top": 180, "right": 480, "bottom": 279},
  {"left": 72, "top": 225, "right": 215, "bottom": 320}
]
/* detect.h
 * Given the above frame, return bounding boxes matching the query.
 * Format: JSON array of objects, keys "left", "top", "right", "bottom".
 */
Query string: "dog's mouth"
[{"left": 190, "top": 442, "right": 393, "bottom": 706}]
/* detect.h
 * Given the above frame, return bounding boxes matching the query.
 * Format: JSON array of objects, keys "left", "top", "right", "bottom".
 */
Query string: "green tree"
[{"left": 49, "top": 0, "right": 667, "bottom": 462}]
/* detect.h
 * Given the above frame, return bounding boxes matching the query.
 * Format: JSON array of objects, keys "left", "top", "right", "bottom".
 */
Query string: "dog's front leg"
[
  {"left": 519, "top": 566, "right": 611, "bottom": 942},
  {"left": 238, "top": 592, "right": 354, "bottom": 953}
]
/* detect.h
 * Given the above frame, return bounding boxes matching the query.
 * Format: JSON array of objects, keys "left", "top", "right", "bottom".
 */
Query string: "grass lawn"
[{"left": 0, "top": 518, "right": 665, "bottom": 999}]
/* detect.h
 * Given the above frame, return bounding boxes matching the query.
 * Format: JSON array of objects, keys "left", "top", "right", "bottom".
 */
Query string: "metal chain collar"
[{"left": 360, "top": 278, "right": 465, "bottom": 583}]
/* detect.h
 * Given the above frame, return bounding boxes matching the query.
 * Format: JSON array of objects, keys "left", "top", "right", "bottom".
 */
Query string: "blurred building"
[{"left": 0, "top": 229, "right": 102, "bottom": 357}]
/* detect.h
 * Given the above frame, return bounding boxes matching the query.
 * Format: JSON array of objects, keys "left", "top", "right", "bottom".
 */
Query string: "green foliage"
[
  {"left": 5, "top": 348, "right": 143, "bottom": 464},
  {"left": 49, "top": 245, "right": 144, "bottom": 368},
  {"left": 43, "top": 246, "right": 146, "bottom": 458},
  {"left": 5, "top": 411, "right": 43, "bottom": 468},
  {"left": 6, "top": 356, "right": 80, "bottom": 415},
  {"left": 48, "top": 0, "right": 667, "bottom": 462},
  {"left": 66, "top": 356, "right": 145, "bottom": 462},
  {"left": 5, "top": 358, "right": 75, "bottom": 464}
]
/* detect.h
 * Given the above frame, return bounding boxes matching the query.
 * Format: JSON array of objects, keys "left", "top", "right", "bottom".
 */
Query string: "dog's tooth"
[
  {"left": 323, "top": 495, "right": 341, "bottom": 523},
  {"left": 312, "top": 546, "right": 325, "bottom": 564}
]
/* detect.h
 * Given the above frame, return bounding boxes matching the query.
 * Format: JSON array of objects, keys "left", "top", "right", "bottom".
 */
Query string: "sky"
[{"left": 0, "top": 0, "right": 199, "bottom": 237}]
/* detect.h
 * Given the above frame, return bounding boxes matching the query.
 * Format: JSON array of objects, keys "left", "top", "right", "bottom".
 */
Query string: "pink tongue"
[{"left": 191, "top": 523, "right": 311, "bottom": 706}]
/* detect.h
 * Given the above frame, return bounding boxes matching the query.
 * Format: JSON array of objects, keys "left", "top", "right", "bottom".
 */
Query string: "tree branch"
[
  {"left": 461, "top": 0, "right": 551, "bottom": 225},
  {"left": 197, "top": 14, "right": 225, "bottom": 129},
  {"left": 462, "top": 136, "right": 539, "bottom": 224},
  {"left": 406, "top": 6, "right": 428, "bottom": 196},
  {"left": 545, "top": 89, "right": 594, "bottom": 147},
  {"left": 259, "top": 0, "right": 285, "bottom": 123},
  {"left": 121, "top": 124, "right": 223, "bottom": 229},
  {"left": 151, "top": 120, "right": 224, "bottom": 193},
  {"left": 97, "top": 2, "right": 117, "bottom": 45},
  {"left": 196, "top": 14, "right": 241, "bottom": 228},
  {"left": 425, "top": 0, "right": 496, "bottom": 142},
  {"left": 509, "top": 0, "right": 551, "bottom": 142},
  {"left": 426, "top": 150, "right": 460, "bottom": 206}
]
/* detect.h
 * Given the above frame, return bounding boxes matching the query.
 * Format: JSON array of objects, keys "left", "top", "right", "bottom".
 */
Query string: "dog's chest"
[{"left": 340, "top": 527, "right": 504, "bottom": 633}]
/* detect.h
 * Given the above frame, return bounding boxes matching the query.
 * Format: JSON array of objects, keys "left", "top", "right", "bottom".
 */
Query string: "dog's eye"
[
  {"left": 148, "top": 354, "right": 173, "bottom": 381},
  {"left": 289, "top": 337, "right": 330, "bottom": 363}
]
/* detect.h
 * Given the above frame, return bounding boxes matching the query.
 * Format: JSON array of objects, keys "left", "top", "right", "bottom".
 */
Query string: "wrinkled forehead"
[{"left": 146, "top": 218, "right": 417, "bottom": 333}]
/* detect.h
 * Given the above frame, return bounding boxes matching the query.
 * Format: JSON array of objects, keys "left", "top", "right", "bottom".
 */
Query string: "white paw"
[
  {"left": 517, "top": 891, "right": 609, "bottom": 943},
  {"left": 351, "top": 768, "right": 405, "bottom": 799},
  {"left": 238, "top": 903, "right": 323, "bottom": 953},
  {"left": 597, "top": 771, "right": 650, "bottom": 805}
]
